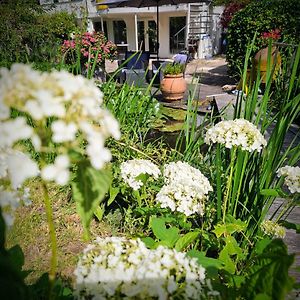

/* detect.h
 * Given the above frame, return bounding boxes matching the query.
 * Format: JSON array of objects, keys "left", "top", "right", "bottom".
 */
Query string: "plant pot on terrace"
[{"left": 160, "top": 62, "right": 187, "bottom": 101}]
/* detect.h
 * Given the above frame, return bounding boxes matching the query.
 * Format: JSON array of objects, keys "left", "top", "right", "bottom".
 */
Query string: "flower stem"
[
  {"left": 42, "top": 181, "right": 57, "bottom": 299},
  {"left": 223, "top": 148, "right": 236, "bottom": 223}
]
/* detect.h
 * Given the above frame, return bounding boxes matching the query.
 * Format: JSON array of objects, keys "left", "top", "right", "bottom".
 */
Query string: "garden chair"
[{"left": 120, "top": 51, "right": 150, "bottom": 87}]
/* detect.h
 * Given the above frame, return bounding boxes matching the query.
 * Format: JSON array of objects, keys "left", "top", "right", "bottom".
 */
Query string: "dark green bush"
[
  {"left": 0, "top": 0, "right": 78, "bottom": 68},
  {"left": 226, "top": 0, "right": 300, "bottom": 76}
]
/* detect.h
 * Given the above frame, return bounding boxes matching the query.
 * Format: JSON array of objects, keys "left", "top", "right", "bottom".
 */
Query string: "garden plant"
[{"left": 0, "top": 21, "right": 299, "bottom": 300}]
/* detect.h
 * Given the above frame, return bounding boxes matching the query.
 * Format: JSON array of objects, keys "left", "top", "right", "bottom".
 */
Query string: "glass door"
[{"left": 137, "top": 20, "right": 157, "bottom": 54}]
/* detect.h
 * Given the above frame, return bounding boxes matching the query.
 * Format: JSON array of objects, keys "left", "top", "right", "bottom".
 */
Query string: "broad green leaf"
[
  {"left": 219, "top": 247, "right": 236, "bottom": 274},
  {"left": 72, "top": 161, "right": 112, "bottom": 238},
  {"left": 213, "top": 219, "right": 246, "bottom": 238},
  {"left": 94, "top": 205, "right": 105, "bottom": 222},
  {"left": 107, "top": 186, "right": 119, "bottom": 207},
  {"left": 280, "top": 220, "right": 300, "bottom": 234},
  {"left": 7, "top": 245, "right": 24, "bottom": 271},
  {"left": 187, "top": 250, "right": 223, "bottom": 269},
  {"left": 150, "top": 217, "right": 180, "bottom": 248},
  {"left": 175, "top": 231, "right": 200, "bottom": 251},
  {"left": 254, "top": 294, "right": 272, "bottom": 300},
  {"left": 253, "top": 238, "right": 273, "bottom": 255},
  {"left": 242, "top": 239, "right": 294, "bottom": 300},
  {"left": 141, "top": 237, "right": 156, "bottom": 249}
]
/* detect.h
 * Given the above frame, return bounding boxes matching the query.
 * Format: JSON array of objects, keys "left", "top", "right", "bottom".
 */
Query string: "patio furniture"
[{"left": 121, "top": 51, "right": 150, "bottom": 87}]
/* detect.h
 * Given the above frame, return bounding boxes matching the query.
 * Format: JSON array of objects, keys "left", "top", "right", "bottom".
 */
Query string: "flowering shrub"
[
  {"left": 120, "top": 159, "right": 161, "bottom": 190},
  {"left": 156, "top": 161, "right": 213, "bottom": 216},
  {"left": 74, "top": 236, "right": 214, "bottom": 299},
  {"left": 62, "top": 31, "right": 117, "bottom": 71},
  {"left": 0, "top": 63, "right": 121, "bottom": 282},
  {"left": 204, "top": 119, "right": 267, "bottom": 152},
  {"left": 277, "top": 166, "right": 300, "bottom": 193},
  {"left": 0, "top": 63, "right": 120, "bottom": 180},
  {"left": 261, "top": 220, "right": 286, "bottom": 239}
]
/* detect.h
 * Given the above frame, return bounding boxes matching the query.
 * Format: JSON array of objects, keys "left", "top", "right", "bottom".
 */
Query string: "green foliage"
[
  {"left": 163, "top": 62, "right": 185, "bottom": 75},
  {"left": 241, "top": 239, "right": 294, "bottom": 300},
  {"left": 0, "top": 0, "right": 78, "bottom": 68},
  {"left": 71, "top": 161, "right": 112, "bottom": 240},
  {"left": 226, "top": 0, "right": 300, "bottom": 76}
]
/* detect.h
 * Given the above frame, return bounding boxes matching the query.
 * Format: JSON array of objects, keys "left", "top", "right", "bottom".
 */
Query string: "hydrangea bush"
[
  {"left": 277, "top": 166, "right": 300, "bottom": 194},
  {"left": 156, "top": 161, "right": 213, "bottom": 216},
  {"left": 204, "top": 119, "right": 267, "bottom": 152},
  {"left": 74, "top": 236, "right": 217, "bottom": 300},
  {"left": 62, "top": 31, "right": 117, "bottom": 72}
]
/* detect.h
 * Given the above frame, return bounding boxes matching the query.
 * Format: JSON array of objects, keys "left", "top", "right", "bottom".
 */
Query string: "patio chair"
[{"left": 121, "top": 51, "right": 150, "bottom": 87}]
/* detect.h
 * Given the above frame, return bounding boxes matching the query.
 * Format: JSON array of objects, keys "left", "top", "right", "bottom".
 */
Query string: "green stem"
[
  {"left": 216, "top": 144, "right": 222, "bottom": 221},
  {"left": 223, "top": 148, "right": 237, "bottom": 223},
  {"left": 42, "top": 181, "right": 57, "bottom": 298}
]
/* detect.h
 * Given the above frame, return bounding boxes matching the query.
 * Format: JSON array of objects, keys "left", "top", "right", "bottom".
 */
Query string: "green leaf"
[
  {"left": 7, "top": 245, "right": 24, "bottom": 272},
  {"left": 260, "top": 189, "right": 279, "bottom": 197},
  {"left": 94, "top": 204, "right": 105, "bottom": 222},
  {"left": 243, "top": 239, "right": 294, "bottom": 300},
  {"left": 187, "top": 250, "right": 222, "bottom": 278},
  {"left": 107, "top": 186, "right": 119, "bottom": 207},
  {"left": 71, "top": 161, "right": 112, "bottom": 238},
  {"left": 254, "top": 294, "right": 272, "bottom": 300},
  {"left": 141, "top": 237, "right": 157, "bottom": 249},
  {"left": 175, "top": 231, "right": 199, "bottom": 251},
  {"left": 150, "top": 217, "right": 180, "bottom": 248},
  {"left": 253, "top": 238, "right": 273, "bottom": 255},
  {"left": 213, "top": 219, "right": 247, "bottom": 238},
  {"left": 279, "top": 220, "right": 300, "bottom": 234}
]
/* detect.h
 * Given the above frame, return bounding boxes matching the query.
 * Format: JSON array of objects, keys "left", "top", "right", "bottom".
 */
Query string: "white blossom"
[
  {"left": 120, "top": 159, "right": 161, "bottom": 190},
  {"left": 204, "top": 119, "right": 267, "bottom": 152},
  {"left": 0, "top": 117, "right": 33, "bottom": 148},
  {"left": 74, "top": 237, "right": 211, "bottom": 299},
  {"left": 261, "top": 220, "right": 286, "bottom": 239},
  {"left": 51, "top": 120, "right": 78, "bottom": 143},
  {"left": 6, "top": 150, "right": 39, "bottom": 189},
  {"left": 277, "top": 165, "right": 300, "bottom": 193},
  {"left": 0, "top": 64, "right": 120, "bottom": 173},
  {"left": 156, "top": 161, "right": 213, "bottom": 216},
  {"left": 41, "top": 155, "right": 70, "bottom": 185}
]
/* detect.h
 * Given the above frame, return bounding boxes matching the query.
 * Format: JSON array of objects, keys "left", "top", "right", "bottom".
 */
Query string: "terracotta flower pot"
[
  {"left": 253, "top": 46, "right": 281, "bottom": 84},
  {"left": 160, "top": 73, "right": 187, "bottom": 101}
]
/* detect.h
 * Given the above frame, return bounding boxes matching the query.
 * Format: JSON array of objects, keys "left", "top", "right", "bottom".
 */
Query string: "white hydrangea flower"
[
  {"left": 0, "top": 186, "right": 32, "bottom": 227},
  {"left": 41, "top": 155, "right": 70, "bottom": 185},
  {"left": 5, "top": 150, "right": 39, "bottom": 189},
  {"left": 261, "top": 220, "right": 286, "bottom": 239},
  {"left": 51, "top": 120, "right": 78, "bottom": 143},
  {"left": 0, "top": 117, "right": 33, "bottom": 148},
  {"left": 0, "top": 63, "right": 121, "bottom": 175},
  {"left": 204, "top": 119, "right": 267, "bottom": 152},
  {"left": 120, "top": 159, "right": 161, "bottom": 190},
  {"left": 74, "top": 237, "right": 211, "bottom": 300},
  {"left": 156, "top": 161, "right": 213, "bottom": 216},
  {"left": 277, "top": 166, "right": 300, "bottom": 193}
]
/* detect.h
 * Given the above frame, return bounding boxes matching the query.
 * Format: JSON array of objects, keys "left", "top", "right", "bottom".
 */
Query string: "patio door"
[{"left": 137, "top": 20, "right": 157, "bottom": 54}]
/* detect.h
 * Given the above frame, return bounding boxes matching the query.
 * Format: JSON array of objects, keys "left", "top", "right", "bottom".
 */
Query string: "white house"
[{"left": 39, "top": 0, "right": 224, "bottom": 59}]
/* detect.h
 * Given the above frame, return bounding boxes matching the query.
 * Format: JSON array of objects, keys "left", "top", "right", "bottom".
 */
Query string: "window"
[
  {"left": 94, "top": 21, "right": 108, "bottom": 37},
  {"left": 169, "top": 16, "right": 186, "bottom": 54},
  {"left": 113, "top": 20, "right": 127, "bottom": 44}
]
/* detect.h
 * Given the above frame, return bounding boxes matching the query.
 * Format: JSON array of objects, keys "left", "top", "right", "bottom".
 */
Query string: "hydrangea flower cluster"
[
  {"left": 261, "top": 220, "right": 286, "bottom": 239},
  {"left": 0, "top": 148, "right": 38, "bottom": 226},
  {"left": 156, "top": 161, "right": 213, "bottom": 216},
  {"left": 62, "top": 31, "right": 117, "bottom": 71},
  {"left": 120, "top": 159, "right": 161, "bottom": 190},
  {"left": 204, "top": 119, "right": 267, "bottom": 152},
  {"left": 277, "top": 165, "right": 300, "bottom": 194},
  {"left": 0, "top": 64, "right": 120, "bottom": 187},
  {"left": 74, "top": 236, "right": 210, "bottom": 300}
]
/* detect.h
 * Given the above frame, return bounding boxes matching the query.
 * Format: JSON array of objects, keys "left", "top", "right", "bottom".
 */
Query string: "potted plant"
[
  {"left": 160, "top": 62, "right": 187, "bottom": 101},
  {"left": 253, "top": 29, "right": 281, "bottom": 83}
]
